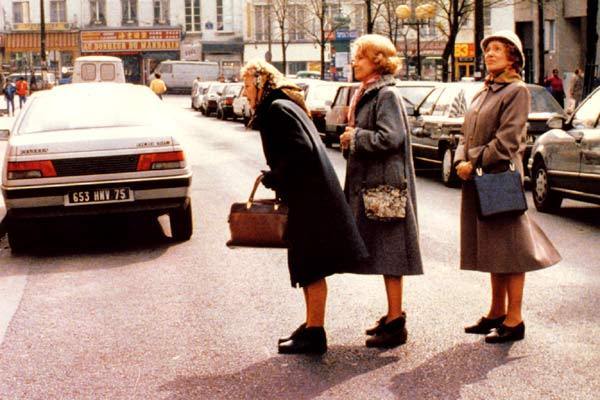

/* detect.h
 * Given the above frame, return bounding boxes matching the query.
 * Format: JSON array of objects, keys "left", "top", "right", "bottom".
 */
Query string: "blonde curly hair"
[{"left": 352, "top": 34, "right": 401, "bottom": 75}]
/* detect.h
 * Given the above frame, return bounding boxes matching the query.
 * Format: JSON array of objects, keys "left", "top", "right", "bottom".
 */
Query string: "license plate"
[{"left": 65, "top": 188, "right": 133, "bottom": 206}]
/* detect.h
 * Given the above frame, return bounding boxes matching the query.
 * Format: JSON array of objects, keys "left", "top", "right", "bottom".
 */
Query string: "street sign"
[{"left": 335, "top": 30, "right": 358, "bottom": 41}]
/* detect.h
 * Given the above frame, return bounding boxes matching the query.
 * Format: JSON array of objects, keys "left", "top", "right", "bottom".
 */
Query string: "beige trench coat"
[{"left": 454, "top": 80, "right": 561, "bottom": 273}]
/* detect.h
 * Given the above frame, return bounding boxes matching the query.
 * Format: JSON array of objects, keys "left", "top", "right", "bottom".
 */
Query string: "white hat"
[{"left": 481, "top": 30, "right": 525, "bottom": 69}]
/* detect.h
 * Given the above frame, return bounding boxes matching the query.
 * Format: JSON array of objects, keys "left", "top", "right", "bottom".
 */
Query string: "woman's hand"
[
  {"left": 456, "top": 161, "right": 474, "bottom": 181},
  {"left": 339, "top": 127, "right": 355, "bottom": 151}
]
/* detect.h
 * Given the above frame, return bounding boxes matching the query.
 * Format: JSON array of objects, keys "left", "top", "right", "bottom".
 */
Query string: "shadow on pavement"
[
  {"left": 389, "top": 342, "right": 522, "bottom": 399},
  {"left": 550, "top": 206, "right": 600, "bottom": 228},
  {"left": 160, "top": 346, "right": 398, "bottom": 399}
]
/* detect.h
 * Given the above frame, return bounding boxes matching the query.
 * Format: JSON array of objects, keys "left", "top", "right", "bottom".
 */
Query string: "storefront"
[
  {"left": 80, "top": 28, "right": 181, "bottom": 84},
  {"left": 4, "top": 23, "right": 79, "bottom": 75},
  {"left": 454, "top": 43, "right": 476, "bottom": 79}
]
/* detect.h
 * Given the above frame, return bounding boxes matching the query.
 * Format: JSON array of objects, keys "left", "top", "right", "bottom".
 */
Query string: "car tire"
[
  {"left": 441, "top": 147, "right": 459, "bottom": 187},
  {"left": 217, "top": 108, "right": 225, "bottom": 120},
  {"left": 7, "top": 222, "right": 33, "bottom": 253},
  {"left": 532, "top": 161, "right": 562, "bottom": 212},
  {"left": 170, "top": 201, "right": 193, "bottom": 241}
]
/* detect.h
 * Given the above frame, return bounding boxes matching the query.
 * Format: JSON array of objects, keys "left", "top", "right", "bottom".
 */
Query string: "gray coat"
[
  {"left": 343, "top": 75, "right": 423, "bottom": 276},
  {"left": 454, "top": 80, "right": 561, "bottom": 273}
]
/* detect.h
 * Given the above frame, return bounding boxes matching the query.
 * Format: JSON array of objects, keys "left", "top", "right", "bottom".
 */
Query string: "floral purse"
[{"left": 362, "top": 182, "right": 408, "bottom": 221}]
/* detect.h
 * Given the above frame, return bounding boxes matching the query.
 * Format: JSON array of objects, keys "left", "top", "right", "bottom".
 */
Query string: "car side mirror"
[
  {"left": 546, "top": 114, "right": 565, "bottom": 130},
  {"left": 0, "top": 129, "right": 10, "bottom": 140}
]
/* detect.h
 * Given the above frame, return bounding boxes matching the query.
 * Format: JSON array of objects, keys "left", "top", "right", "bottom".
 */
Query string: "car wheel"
[
  {"left": 170, "top": 201, "right": 193, "bottom": 241},
  {"left": 441, "top": 148, "right": 459, "bottom": 187},
  {"left": 217, "top": 108, "right": 224, "bottom": 120},
  {"left": 532, "top": 161, "right": 562, "bottom": 212},
  {"left": 7, "top": 222, "right": 33, "bottom": 253}
]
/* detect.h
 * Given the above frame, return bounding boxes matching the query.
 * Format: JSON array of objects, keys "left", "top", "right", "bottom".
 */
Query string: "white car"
[
  {"left": 232, "top": 93, "right": 252, "bottom": 124},
  {"left": 0, "top": 83, "right": 193, "bottom": 251}
]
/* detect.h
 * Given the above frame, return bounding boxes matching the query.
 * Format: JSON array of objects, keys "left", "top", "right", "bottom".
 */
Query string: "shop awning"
[{"left": 6, "top": 32, "right": 79, "bottom": 52}]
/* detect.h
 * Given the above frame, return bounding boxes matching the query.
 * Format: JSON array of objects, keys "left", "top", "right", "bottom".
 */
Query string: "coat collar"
[{"left": 361, "top": 74, "right": 397, "bottom": 98}]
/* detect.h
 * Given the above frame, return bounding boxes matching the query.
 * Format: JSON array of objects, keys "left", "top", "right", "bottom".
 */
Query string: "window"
[
  {"left": 254, "top": 5, "right": 270, "bottom": 41},
  {"left": 122, "top": 0, "right": 137, "bottom": 25},
  {"left": 484, "top": 6, "right": 491, "bottom": 27},
  {"left": 154, "top": 0, "right": 169, "bottom": 25},
  {"left": 185, "top": 0, "right": 201, "bottom": 32},
  {"left": 81, "top": 64, "right": 97, "bottom": 81},
  {"left": 13, "top": 1, "right": 30, "bottom": 24},
  {"left": 544, "top": 19, "right": 555, "bottom": 52},
  {"left": 216, "top": 0, "right": 233, "bottom": 31},
  {"left": 289, "top": 5, "right": 305, "bottom": 41},
  {"left": 217, "top": 0, "right": 223, "bottom": 30},
  {"left": 99, "top": 64, "right": 116, "bottom": 81},
  {"left": 90, "top": 0, "right": 106, "bottom": 25},
  {"left": 50, "top": 0, "right": 66, "bottom": 23}
]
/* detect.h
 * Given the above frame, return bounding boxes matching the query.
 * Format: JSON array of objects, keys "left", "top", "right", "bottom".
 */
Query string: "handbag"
[
  {"left": 473, "top": 154, "right": 527, "bottom": 219},
  {"left": 227, "top": 174, "right": 289, "bottom": 248},
  {"left": 362, "top": 183, "right": 408, "bottom": 221}
]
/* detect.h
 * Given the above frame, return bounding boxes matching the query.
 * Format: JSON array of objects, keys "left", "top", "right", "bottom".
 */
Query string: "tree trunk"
[
  {"left": 474, "top": 0, "right": 484, "bottom": 78},
  {"left": 320, "top": 0, "right": 326, "bottom": 80},
  {"left": 584, "top": 0, "right": 599, "bottom": 96},
  {"left": 537, "top": 1, "right": 545, "bottom": 85},
  {"left": 450, "top": 0, "right": 459, "bottom": 81},
  {"left": 280, "top": 21, "right": 287, "bottom": 74},
  {"left": 366, "top": 1, "right": 373, "bottom": 34}
]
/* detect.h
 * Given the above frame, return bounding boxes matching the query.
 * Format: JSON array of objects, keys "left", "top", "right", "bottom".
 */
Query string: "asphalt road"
[{"left": 0, "top": 95, "right": 598, "bottom": 399}]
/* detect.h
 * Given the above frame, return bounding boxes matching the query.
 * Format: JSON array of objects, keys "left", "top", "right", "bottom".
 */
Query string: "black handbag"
[
  {"left": 227, "top": 174, "right": 289, "bottom": 248},
  {"left": 473, "top": 155, "right": 527, "bottom": 219}
]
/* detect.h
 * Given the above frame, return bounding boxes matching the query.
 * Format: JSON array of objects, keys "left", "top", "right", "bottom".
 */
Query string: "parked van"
[
  {"left": 154, "top": 61, "right": 220, "bottom": 93},
  {"left": 72, "top": 56, "right": 125, "bottom": 83}
]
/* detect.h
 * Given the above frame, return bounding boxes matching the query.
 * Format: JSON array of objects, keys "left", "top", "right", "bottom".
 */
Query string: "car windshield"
[
  {"left": 529, "top": 86, "right": 564, "bottom": 113},
  {"left": 572, "top": 89, "right": 600, "bottom": 128},
  {"left": 18, "top": 87, "right": 164, "bottom": 134},
  {"left": 306, "top": 84, "right": 339, "bottom": 104},
  {"left": 396, "top": 86, "right": 435, "bottom": 107},
  {"left": 208, "top": 84, "right": 224, "bottom": 94}
]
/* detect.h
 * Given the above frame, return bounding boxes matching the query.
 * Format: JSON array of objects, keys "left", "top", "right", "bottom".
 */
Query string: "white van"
[
  {"left": 154, "top": 61, "right": 220, "bottom": 93},
  {"left": 72, "top": 56, "right": 125, "bottom": 83}
]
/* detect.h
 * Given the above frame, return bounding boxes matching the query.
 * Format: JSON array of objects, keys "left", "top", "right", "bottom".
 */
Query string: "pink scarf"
[{"left": 347, "top": 73, "right": 381, "bottom": 128}]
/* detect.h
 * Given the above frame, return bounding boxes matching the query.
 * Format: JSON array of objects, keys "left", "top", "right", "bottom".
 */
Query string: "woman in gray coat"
[
  {"left": 455, "top": 31, "right": 561, "bottom": 343},
  {"left": 340, "top": 34, "right": 423, "bottom": 349}
]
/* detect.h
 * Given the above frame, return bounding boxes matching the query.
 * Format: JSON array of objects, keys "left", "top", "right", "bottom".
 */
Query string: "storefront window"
[
  {"left": 13, "top": 1, "right": 30, "bottom": 24},
  {"left": 90, "top": 0, "right": 106, "bottom": 26},
  {"left": 122, "top": 0, "right": 138, "bottom": 25},
  {"left": 185, "top": 0, "right": 201, "bottom": 32},
  {"left": 154, "top": 0, "right": 169, "bottom": 25},
  {"left": 50, "top": 0, "right": 67, "bottom": 23}
]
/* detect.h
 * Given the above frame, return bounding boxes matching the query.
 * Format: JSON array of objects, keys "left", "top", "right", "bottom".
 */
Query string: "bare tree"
[
  {"left": 377, "top": 0, "right": 404, "bottom": 46},
  {"left": 364, "top": 0, "right": 385, "bottom": 33},
  {"left": 271, "top": 0, "right": 290, "bottom": 74}
]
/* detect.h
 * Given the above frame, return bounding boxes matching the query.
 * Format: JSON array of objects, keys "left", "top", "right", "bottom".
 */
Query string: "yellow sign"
[
  {"left": 454, "top": 43, "right": 475, "bottom": 58},
  {"left": 12, "top": 22, "right": 71, "bottom": 31},
  {"left": 80, "top": 29, "right": 181, "bottom": 53}
]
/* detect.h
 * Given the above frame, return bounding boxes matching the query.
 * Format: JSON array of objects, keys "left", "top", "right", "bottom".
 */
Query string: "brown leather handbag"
[{"left": 227, "top": 174, "right": 289, "bottom": 248}]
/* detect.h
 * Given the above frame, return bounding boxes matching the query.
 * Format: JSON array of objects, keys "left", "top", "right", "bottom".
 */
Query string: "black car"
[
  {"left": 410, "top": 82, "right": 564, "bottom": 186},
  {"left": 216, "top": 83, "right": 243, "bottom": 120}
]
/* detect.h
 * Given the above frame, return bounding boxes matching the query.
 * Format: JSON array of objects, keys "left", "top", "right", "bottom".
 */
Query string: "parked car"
[
  {"left": 0, "top": 83, "right": 193, "bottom": 252},
  {"left": 296, "top": 71, "right": 321, "bottom": 79},
  {"left": 216, "top": 82, "right": 243, "bottom": 120},
  {"left": 395, "top": 80, "right": 439, "bottom": 117},
  {"left": 8, "top": 71, "right": 57, "bottom": 92},
  {"left": 154, "top": 60, "right": 220, "bottom": 93},
  {"left": 72, "top": 56, "right": 125, "bottom": 84},
  {"left": 191, "top": 81, "right": 211, "bottom": 111},
  {"left": 322, "top": 83, "right": 359, "bottom": 147},
  {"left": 410, "top": 82, "right": 564, "bottom": 186},
  {"left": 528, "top": 86, "right": 600, "bottom": 212},
  {"left": 303, "top": 80, "right": 344, "bottom": 134},
  {"left": 232, "top": 93, "right": 252, "bottom": 125},
  {"left": 201, "top": 82, "right": 226, "bottom": 116}
]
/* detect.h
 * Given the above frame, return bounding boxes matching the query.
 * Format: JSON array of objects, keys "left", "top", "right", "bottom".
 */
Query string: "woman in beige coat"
[{"left": 454, "top": 31, "right": 561, "bottom": 343}]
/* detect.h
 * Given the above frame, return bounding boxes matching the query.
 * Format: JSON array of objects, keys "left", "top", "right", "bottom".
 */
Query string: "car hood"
[
  {"left": 528, "top": 112, "right": 556, "bottom": 121},
  {"left": 8, "top": 125, "right": 176, "bottom": 158}
]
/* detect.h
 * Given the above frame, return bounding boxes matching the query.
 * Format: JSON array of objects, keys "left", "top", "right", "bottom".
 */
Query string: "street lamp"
[{"left": 395, "top": 2, "right": 436, "bottom": 79}]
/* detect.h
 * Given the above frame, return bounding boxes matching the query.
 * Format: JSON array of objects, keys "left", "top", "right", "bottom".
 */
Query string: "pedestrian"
[
  {"left": 544, "top": 68, "right": 565, "bottom": 108},
  {"left": 454, "top": 30, "right": 561, "bottom": 344},
  {"left": 4, "top": 79, "right": 16, "bottom": 116},
  {"left": 569, "top": 68, "right": 584, "bottom": 108},
  {"left": 240, "top": 59, "right": 368, "bottom": 355},
  {"left": 149, "top": 72, "right": 167, "bottom": 100},
  {"left": 339, "top": 34, "right": 423, "bottom": 349},
  {"left": 192, "top": 75, "right": 201, "bottom": 96},
  {"left": 15, "top": 77, "right": 28, "bottom": 109}
]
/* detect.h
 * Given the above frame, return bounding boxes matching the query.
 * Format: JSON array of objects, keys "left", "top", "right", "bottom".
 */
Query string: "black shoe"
[
  {"left": 365, "top": 316, "right": 387, "bottom": 336},
  {"left": 465, "top": 315, "right": 506, "bottom": 335},
  {"left": 278, "top": 326, "right": 327, "bottom": 355},
  {"left": 278, "top": 323, "right": 306, "bottom": 344},
  {"left": 365, "top": 315, "right": 408, "bottom": 349},
  {"left": 485, "top": 322, "right": 525, "bottom": 344}
]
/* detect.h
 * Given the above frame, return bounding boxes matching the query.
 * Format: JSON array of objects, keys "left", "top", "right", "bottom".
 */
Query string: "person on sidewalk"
[
  {"left": 544, "top": 69, "right": 565, "bottom": 108},
  {"left": 339, "top": 34, "right": 424, "bottom": 349},
  {"left": 569, "top": 68, "right": 584, "bottom": 108},
  {"left": 4, "top": 80, "right": 16, "bottom": 116},
  {"left": 240, "top": 59, "right": 368, "bottom": 355},
  {"left": 15, "top": 77, "right": 28, "bottom": 109},
  {"left": 454, "top": 30, "right": 561, "bottom": 344},
  {"left": 149, "top": 72, "right": 167, "bottom": 100}
]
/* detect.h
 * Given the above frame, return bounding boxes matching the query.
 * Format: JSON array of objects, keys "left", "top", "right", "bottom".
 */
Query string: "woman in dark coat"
[
  {"left": 454, "top": 31, "right": 561, "bottom": 343},
  {"left": 240, "top": 60, "right": 368, "bottom": 355},
  {"left": 339, "top": 34, "right": 423, "bottom": 349}
]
